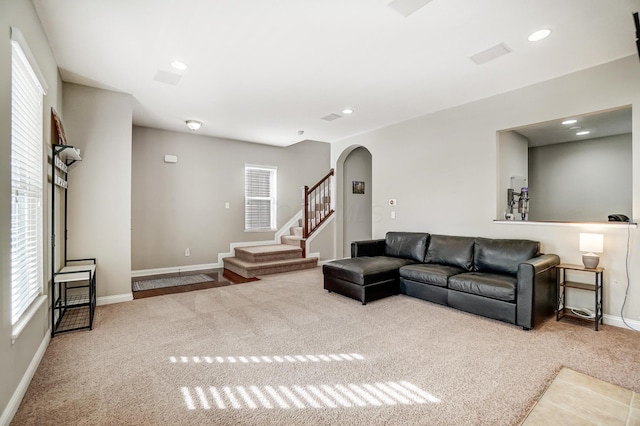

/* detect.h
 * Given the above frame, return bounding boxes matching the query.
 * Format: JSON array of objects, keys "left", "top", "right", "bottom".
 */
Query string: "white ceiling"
[{"left": 33, "top": 0, "right": 640, "bottom": 147}]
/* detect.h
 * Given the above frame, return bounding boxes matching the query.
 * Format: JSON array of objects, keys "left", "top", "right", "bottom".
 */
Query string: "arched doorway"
[{"left": 336, "top": 146, "right": 372, "bottom": 258}]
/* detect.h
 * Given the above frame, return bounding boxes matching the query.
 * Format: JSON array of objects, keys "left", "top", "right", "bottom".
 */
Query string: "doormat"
[{"left": 132, "top": 274, "right": 214, "bottom": 292}]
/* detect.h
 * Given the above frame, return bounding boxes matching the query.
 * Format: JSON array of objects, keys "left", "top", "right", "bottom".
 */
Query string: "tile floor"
[{"left": 522, "top": 367, "right": 639, "bottom": 425}]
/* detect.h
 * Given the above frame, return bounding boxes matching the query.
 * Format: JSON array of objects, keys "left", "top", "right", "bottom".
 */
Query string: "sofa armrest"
[
  {"left": 516, "top": 254, "right": 560, "bottom": 329},
  {"left": 351, "top": 239, "right": 386, "bottom": 258}
]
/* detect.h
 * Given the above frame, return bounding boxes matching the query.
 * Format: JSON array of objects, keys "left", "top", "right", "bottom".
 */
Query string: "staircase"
[
  {"left": 280, "top": 219, "right": 306, "bottom": 250},
  {"left": 223, "top": 244, "right": 317, "bottom": 278},
  {"left": 222, "top": 169, "right": 334, "bottom": 279}
]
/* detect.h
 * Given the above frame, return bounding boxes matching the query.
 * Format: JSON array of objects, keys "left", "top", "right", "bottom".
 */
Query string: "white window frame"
[
  {"left": 10, "top": 27, "right": 48, "bottom": 342},
  {"left": 244, "top": 164, "right": 277, "bottom": 231}
]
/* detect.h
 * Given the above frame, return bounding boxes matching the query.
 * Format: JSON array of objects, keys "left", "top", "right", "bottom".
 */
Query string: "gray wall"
[
  {"left": 63, "top": 83, "right": 133, "bottom": 300},
  {"left": 343, "top": 147, "right": 372, "bottom": 255},
  {"left": 331, "top": 55, "right": 640, "bottom": 325},
  {"left": 0, "top": 0, "right": 62, "bottom": 421},
  {"left": 131, "top": 126, "right": 330, "bottom": 271},
  {"left": 528, "top": 134, "right": 632, "bottom": 222}
]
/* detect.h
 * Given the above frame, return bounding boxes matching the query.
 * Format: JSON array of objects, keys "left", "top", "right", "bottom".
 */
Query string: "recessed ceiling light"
[
  {"left": 186, "top": 120, "right": 202, "bottom": 131},
  {"left": 171, "top": 61, "right": 188, "bottom": 71},
  {"left": 528, "top": 29, "right": 551, "bottom": 42},
  {"left": 576, "top": 130, "right": 590, "bottom": 136},
  {"left": 562, "top": 119, "right": 577, "bottom": 125},
  {"left": 342, "top": 108, "right": 354, "bottom": 115},
  {"left": 569, "top": 126, "right": 581, "bottom": 130}
]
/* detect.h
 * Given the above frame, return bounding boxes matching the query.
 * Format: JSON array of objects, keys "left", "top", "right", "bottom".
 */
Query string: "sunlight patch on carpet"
[
  {"left": 169, "top": 353, "right": 364, "bottom": 364},
  {"left": 180, "top": 381, "right": 440, "bottom": 410}
]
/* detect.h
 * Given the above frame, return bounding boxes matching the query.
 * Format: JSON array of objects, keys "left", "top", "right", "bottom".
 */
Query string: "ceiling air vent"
[
  {"left": 321, "top": 113, "right": 343, "bottom": 122},
  {"left": 154, "top": 70, "right": 182, "bottom": 86},
  {"left": 469, "top": 43, "right": 512, "bottom": 65},
  {"left": 387, "top": 0, "right": 434, "bottom": 18}
]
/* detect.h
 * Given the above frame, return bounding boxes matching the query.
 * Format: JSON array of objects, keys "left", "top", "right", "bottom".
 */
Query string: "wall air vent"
[
  {"left": 321, "top": 113, "right": 343, "bottom": 121},
  {"left": 469, "top": 43, "right": 512, "bottom": 65},
  {"left": 154, "top": 70, "right": 182, "bottom": 86}
]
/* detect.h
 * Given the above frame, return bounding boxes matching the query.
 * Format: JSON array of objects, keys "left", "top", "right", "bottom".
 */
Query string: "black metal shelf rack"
[
  {"left": 51, "top": 144, "right": 97, "bottom": 337},
  {"left": 556, "top": 263, "right": 604, "bottom": 331}
]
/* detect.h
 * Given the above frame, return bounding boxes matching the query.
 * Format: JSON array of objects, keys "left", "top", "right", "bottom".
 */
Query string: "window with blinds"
[
  {"left": 10, "top": 29, "right": 46, "bottom": 329},
  {"left": 245, "top": 165, "right": 277, "bottom": 231}
]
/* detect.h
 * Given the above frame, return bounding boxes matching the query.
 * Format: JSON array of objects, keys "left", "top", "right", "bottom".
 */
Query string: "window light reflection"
[
  {"left": 180, "top": 381, "right": 441, "bottom": 411},
  {"left": 169, "top": 353, "right": 365, "bottom": 364}
]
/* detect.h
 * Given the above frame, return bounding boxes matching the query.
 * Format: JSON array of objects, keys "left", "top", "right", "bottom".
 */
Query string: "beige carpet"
[{"left": 11, "top": 267, "right": 640, "bottom": 425}]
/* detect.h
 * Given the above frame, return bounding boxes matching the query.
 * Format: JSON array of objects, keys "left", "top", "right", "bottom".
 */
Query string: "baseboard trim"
[
  {"left": 603, "top": 314, "right": 640, "bottom": 331},
  {"left": 97, "top": 293, "right": 133, "bottom": 306},
  {"left": 131, "top": 263, "right": 219, "bottom": 278},
  {"left": 0, "top": 330, "right": 50, "bottom": 426}
]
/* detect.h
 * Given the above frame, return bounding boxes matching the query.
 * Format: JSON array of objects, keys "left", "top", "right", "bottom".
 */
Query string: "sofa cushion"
[
  {"left": 384, "top": 232, "right": 429, "bottom": 262},
  {"left": 448, "top": 272, "right": 517, "bottom": 302},
  {"left": 399, "top": 264, "right": 466, "bottom": 288},
  {"left": 323, "top": 256, "right": 416, "bottom": 286},
  {"left": 474, "top": 238, "right": 540, "bottom": 275},
  {"left": 424, "top": 235, "right": 475, "bottom": 271}
]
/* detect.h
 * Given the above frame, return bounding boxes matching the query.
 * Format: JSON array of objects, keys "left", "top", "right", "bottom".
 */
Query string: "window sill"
[
  {"left": 12, "top": 295, "right": 47, "bottom": 344},
  {"left": 244, "top": 228, "right": 277, "bottom": 232}
]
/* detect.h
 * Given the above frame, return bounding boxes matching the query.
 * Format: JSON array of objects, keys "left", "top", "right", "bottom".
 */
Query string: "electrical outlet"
[{"left": 185, "top": 248, "right": 190, "bottom": 257}]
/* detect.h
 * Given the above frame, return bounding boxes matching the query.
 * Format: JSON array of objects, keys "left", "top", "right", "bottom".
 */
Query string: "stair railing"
[{"left": 304, "top": 168, "right": 334, "bottom": 238}]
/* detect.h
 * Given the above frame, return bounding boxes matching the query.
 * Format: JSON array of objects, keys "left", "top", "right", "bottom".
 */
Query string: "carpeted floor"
[{"left": 11, "top": 267, "right": 640, "bottom": 425}]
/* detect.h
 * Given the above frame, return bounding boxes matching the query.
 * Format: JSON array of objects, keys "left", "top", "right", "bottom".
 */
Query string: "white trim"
[
  {"left": 494, "top": 220, "right": 637, "bottom": 229},
  {"left": 97, "top": 294, "right": 133, "bottom": 306},
  {"left": 0, "top": 330, "right": 50, "bottom": 426},
  {"left": 131, "top": 263, "right": 219, "bottom": 278},
  {"left": 11, "top": 295, "right": 47, "bottom": 344},
  {"left": 304, "top": 213, "right": 335, "bottom": 258},
  {"left": 10, "top": 27, "right": 48, "bottom": 94},
  {"left": 603, "top": 314, "right": 640, "bottom": 331},
  {"left": 276, "top": 209, "right": 303, "bottom": 241}
]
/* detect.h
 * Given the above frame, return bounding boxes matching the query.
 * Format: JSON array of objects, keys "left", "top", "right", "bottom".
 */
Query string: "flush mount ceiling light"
[
  {"left": 186, "top": 120, "right": 202, "bottom": 131},
  {"left": 562, "top": 119, "right": 578, "bottom": 125},
  {"left": 170, "top": 60, "right": 188, "bottom": 70},
  {"left": 342, "top": 108, "right": 354, "bottom": 115},
  {"left": 576, "top": 130, "right": 591, "bottom": 136},
  {"left": 528, "top": 29, "right": 551, "bottom": 42}
]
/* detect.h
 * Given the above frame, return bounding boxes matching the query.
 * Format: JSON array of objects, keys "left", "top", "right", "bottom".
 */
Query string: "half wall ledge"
[{"left": 493, "top": 220, "right": 637, "bottom": 228}]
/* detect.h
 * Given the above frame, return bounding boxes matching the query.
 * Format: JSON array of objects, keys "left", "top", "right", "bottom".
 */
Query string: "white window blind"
[
  {"left": 245, "top": 165, "right": 277, "bottom": 231},
  {"left": 10, "top": 31, "right": 45, "bottom": 327}
]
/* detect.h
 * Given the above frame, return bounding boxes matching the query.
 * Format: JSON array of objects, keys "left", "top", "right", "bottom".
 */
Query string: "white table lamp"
[{"left": 579, "top": 233, "right": 603, "bottom": 269}]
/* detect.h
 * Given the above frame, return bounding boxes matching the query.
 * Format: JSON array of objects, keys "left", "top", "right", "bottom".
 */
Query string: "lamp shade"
[{"left": 579, "top": 233, "right": 603, "bottom": 254}]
